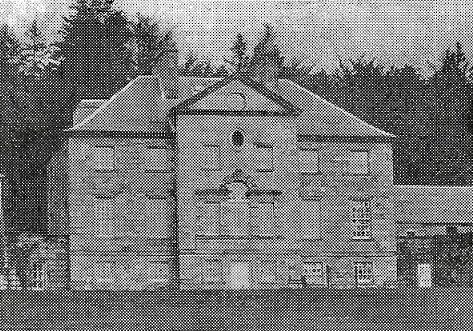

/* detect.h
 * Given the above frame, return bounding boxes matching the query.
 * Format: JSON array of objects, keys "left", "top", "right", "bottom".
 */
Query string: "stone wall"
[
  {"left": 177, "top": 109, "right": 395, "bottom": 288},
  {"left": 67, "top": 136, "right": 177, "bottom": 290}
]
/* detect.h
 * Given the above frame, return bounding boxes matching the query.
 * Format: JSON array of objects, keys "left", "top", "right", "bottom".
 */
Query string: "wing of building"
[{"left": 48, "top": 48, "right": 398, "bottom": 290}]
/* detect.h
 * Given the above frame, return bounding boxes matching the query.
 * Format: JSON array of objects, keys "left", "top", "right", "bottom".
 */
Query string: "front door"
[{"left": 229, "top": 261, "right": 250, "bottom": 289}]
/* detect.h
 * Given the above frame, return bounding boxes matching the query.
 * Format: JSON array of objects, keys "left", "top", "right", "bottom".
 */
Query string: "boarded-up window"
[
  {"left": 303, "top": 262, "right": 326, "bottom": 285},
  {"left": 198, "top": 202, "right": 220, "bottom": 236},
  {"left": 347, "top": 151, "right": 369, "bottom": 175},
  {"left": 355, "top": 262, "right": 373, "bottom": 285},
  {"left": 351, "top": 200, "right": 371, "bottom": 239},
  {"left": 204, "top": 259, "right": 221, "bottom": 284},
  {"left": 145, "top": 147, "right": 167, "bottom": 171},
  {"left": 93, "top": 146, "right": 114, "bottom": 171},
  {"left": 223, "top": 201, "right": 249, "bottom": 236},
  {"left": 94, "top": 262, "right": 113, "bottom": 283},
  {"left": 202, "top": 145, "right": 220, "bottom": 170},
  {"left": 260, "top": 261, "right": 276, "bottom": 283},
  {"left": 146, "top": 198, "right": 169, "bottom": 238},
  {"left": 299, "top": 149, "right": 319, "bottom": 173},
  {"left": 300, "top": 200, "right": 321, "bottom": 239},
  {"left": 229, "top": 261, "right": 250, "bottom": 289},
  {"left": 256, "top": 146, "right": 273, "bottom": 171},
  {"left": 148, "top": 261, "right": 169, "bottom": 284},
  {"left": 255, "top": 203, "right": 274, "bottom": 237},
  {"left": 94, "top": 197, "right": 114, "bottom": 237}
]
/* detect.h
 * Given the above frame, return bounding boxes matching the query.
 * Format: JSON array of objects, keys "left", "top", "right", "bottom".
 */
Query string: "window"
[
  {"left": 232, "top": 131, "right": 244, "bottom": 147},
  {"left": 31, "top": 263, "right": 48, "bottom": 290},
  {"left": 260, "top": 261, "right": 276, "bottom": 283},
  {"left": 300, "top": 200, "right": 321, "bottom": 239},
  {"left": 148, "top": 262, "right": 169, "bottom": 285},
  {"left": 146, "top": 198, "right": 169, "bottom": 238},
  {"left": 93, "top": 146, "right": 114, "bottom": 171},
  {"left": 303, "top": 262, "right": 326, "bottom": 286},
  {"left": 299, "top": 149, "right": 319, "bottom": 173},
  {"left": 354, "top": 262, "right": 373, "bottom": 285},
  {"left": 145, "top": 147, "right": 167, "bottom": 172},
  {"left": 95, "top": 262, "right": 113, "bottom": 283},
  {"left": 204, "top": 259, "right": 221, "bottom": 284},
  {"left": 347, "top": 151, "right": 369, "bottom": 175},
  {"left": 94, "top": 197, "right": 114, "bottom": 237},
  {"left": 198, "top": 202, "right": 220, "bottom": 236},
  {"left": 351, "top": 200, "right": 371, "bottom": 239},
  {"left": 256, "top": 146, "right": 273, "bottom": 171},
  {"left": 254, "top": 203, "right": 274, "bottom": 237},
  {"left": 223, "top": 201, "right": 249, "bottom": 236},
  {"left": 202, "top": 145, "right": 220, "bottom": 170}
]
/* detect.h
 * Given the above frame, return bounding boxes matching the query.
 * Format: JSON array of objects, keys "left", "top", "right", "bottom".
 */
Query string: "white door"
[
  {"left": 417, "top": 263, "right": 432, "bottom": 288},
  {"left": 229, "top": 261, "right": 250, "bottom": 289}
]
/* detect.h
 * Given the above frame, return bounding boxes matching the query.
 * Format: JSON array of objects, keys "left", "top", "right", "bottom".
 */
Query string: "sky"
[{"left": 1, "top": 0, "right": 473, "bottom": 75}]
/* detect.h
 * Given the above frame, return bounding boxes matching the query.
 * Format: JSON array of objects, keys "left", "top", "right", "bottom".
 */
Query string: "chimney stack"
[{"left": 153, "top": 42, "right": 179, "bottom": 99}]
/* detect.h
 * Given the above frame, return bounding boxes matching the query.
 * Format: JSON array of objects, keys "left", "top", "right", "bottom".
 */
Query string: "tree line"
[{"left": 1, "top": 0, "right": 473, "bottom": 235}]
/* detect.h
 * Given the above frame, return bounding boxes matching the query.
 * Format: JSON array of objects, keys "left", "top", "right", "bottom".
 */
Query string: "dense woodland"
[{"left": 1, "top": 0, "right": 473, "bottom": 233}]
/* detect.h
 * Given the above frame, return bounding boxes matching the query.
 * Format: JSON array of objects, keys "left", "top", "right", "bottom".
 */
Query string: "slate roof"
[
  {"left": 278, "top": 79, "right": 395, "bottom": 139},
  {"left": 394, "top": 185, "right": 473, "bottom": 225},
  {"left": 68, "top": 76, "right": 219, "bottom": 133},
  {"left": 67, "top": 74, "right": 395, "bottom": 139}
]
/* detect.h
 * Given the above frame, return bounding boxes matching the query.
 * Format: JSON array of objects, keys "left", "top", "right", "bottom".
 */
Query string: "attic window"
[{"left": 232, "top": 131, "right": 244, "bottom": 147}]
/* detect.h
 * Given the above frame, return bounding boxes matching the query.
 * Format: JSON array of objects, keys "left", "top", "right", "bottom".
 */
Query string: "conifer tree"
[
  {"left": 56, "top": 0, "right": 134, "bottom": 100},
  {"left": 229, "top": 33, "right": 249, "bottom": 73}
]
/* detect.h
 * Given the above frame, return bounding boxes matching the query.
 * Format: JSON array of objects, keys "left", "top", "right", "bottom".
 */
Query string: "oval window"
[{"left": 232, "top": 131, "right": 244, "bottom": 147}]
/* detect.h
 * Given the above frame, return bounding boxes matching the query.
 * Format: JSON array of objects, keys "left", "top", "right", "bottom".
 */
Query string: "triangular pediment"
[{"left": 171, "top": 75, "right": 300, "bottom": 116}]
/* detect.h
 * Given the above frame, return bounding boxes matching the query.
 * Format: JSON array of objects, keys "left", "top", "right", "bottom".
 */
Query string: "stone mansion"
[{"left": 47, "top": 46, "right": 397, "bottom": 290}]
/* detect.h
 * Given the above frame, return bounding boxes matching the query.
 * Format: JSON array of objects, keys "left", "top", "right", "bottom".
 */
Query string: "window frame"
[
  {"left": 300, "top": 199, "right": 322, "bottom": 240},
  {"left": 145, "top": 146, "right": 168, "bottom": 172},
  {"left": 147, "top": 261, "right": 169, "bottom": 285},
  {"left": 259, "top": 260, "right": 277, "bottom": 284},
  {"left": 303, "top": 261, "right": 327, "bottom": 286},
  {"left": 197, "top": 202, "right": 221, "bottom": 237},
  {"left": 93, "top": 196, "right": 115, "bottom": 238},
  {"left": 94, "top": 262, "right": 114, "bottom": 284},
  {"left": 203, "top": 258, "right": 222, "bottom": 285},
  {"left": 299, "top": 148, "right": 320, "bottom": 174},
  {"left": 253, "top": 202, "right": 275, "bottom": 238},
  {"left": 345, "top": 150, "right": 370, "bottom": 176},
  {"left": 30, "top": 263, "right": 48, "bottom": 290},
  {"left": 93, "top": 145, "right": 115, "bottom": 172},
  {"left": 354, "top": 261, "right": 373, "bottom": 286},
  {"left": 351, "top": 199, "right": 372, "bottom": 240},
  {"left": 223, "top": 200, "right": 249, "bottom": 237},
  {"left": 202, "top": 144, "right": 221, "bottom": 171},
  {"left": 255, "top": 144, "right": 274, "bottom": 172},
  {"left": 146, "top": 197, "right": 169, "bottom": 239}
]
